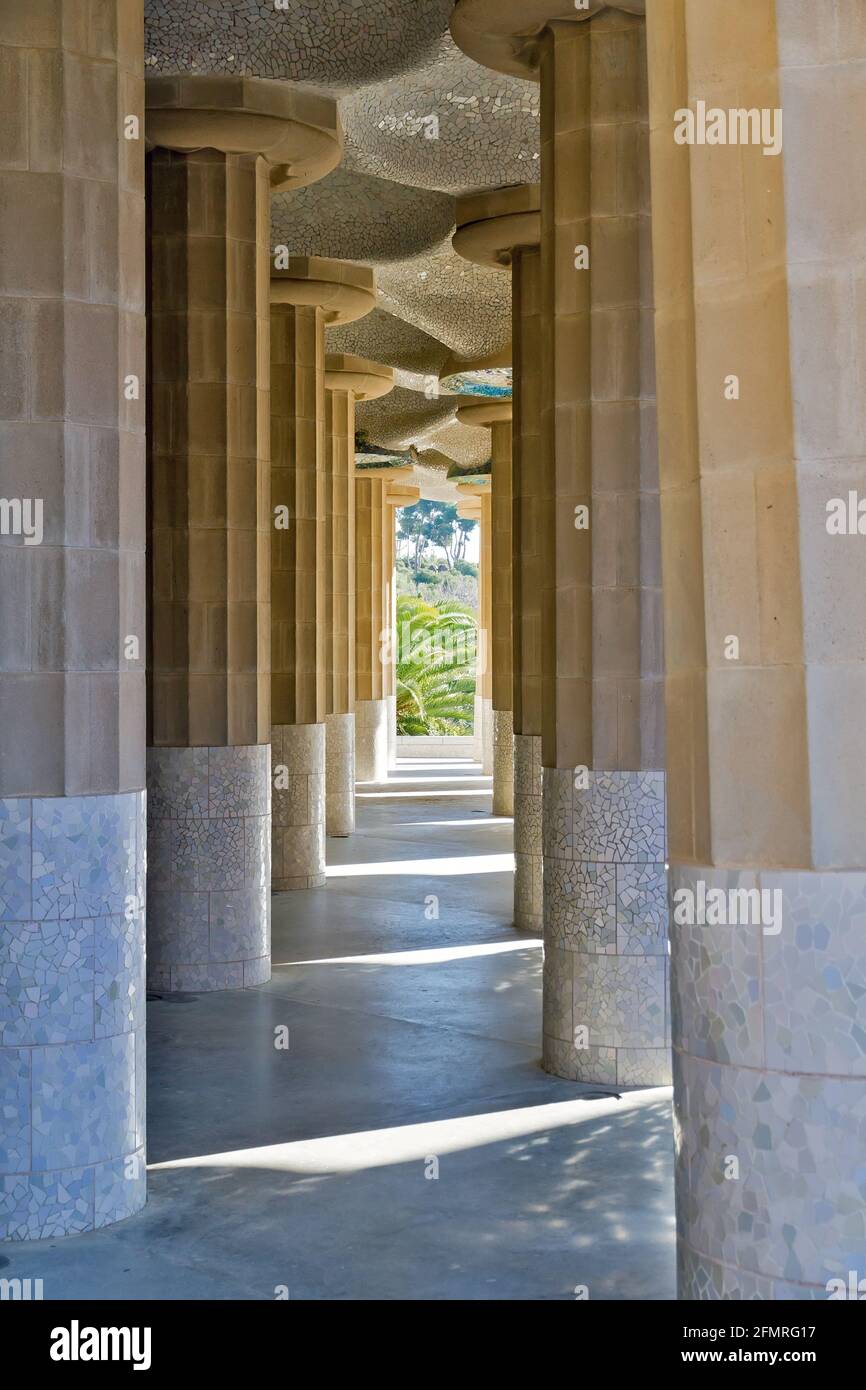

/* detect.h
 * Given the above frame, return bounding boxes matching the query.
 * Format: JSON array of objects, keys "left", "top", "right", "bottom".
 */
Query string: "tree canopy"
[{"left": 396, "top": 500, "right": 476, "bottom": 573}]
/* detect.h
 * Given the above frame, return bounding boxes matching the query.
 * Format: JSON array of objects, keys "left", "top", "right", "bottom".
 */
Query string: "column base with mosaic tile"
[
  {"left": 272, "top": 724, "right": 326, "bottom": 890},
  {"left": 1, "top": 792, "right": 146, "bottom": 1240},
  {"left": 146, "top": 746, "right": 271, "bottom": 992},
  {"left": 542, "top": 769, "right": 671, "bottom": 1088},
  {"left": 513, "top": 734, "right": 543, "bottom": 932}
]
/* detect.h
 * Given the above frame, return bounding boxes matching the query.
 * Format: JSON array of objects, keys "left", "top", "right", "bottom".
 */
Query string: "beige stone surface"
[
  {"left": 479, "top": 492, "right": 493, "bottom": 704},
  {"left": 325, "top": 354, "right": 394, "bottom": 401},
  {"left": 382, "top": 492, "right": 397, "bottom": 703},
  {"left": 454, "top": 186, "right": 541, "bottom": 269},
  {"left": 270, "top": 265, "right": 377, "bottom": 883},
  {"left": 455, "top": 399, "right": 513, "bottom": 429},
  {"left": 512, "top": 247, "right": 543, "bottom": 740},
  {"left": 326, "top": 355, "right": 392, "bottom": 724},
  {"left": 270, "top": 298, "right": 325, "bottom": 729},
  {"left": 148, "top": 144, "right": 270, "bottom": 750},
  {"left": 145, "top": 74, "right": 342, "bottom": 191},
  {"left": 450, "top": 1, "right": 647, "bottom": 81},
  {"left": 355, "top": 476, "right": 385, "bottom": 703},
  {"left": 325, "top": 386, "right": 355, "bottom": 720},
  {"left": 491, "top": 419, "right": 513, "bottom": 716},
  {"left": 642, "top": 0, "right": 866, "bottom": 1300},
  {"left": 384, "top": 483, "right": 421, "bottom": 506},
  {"left": 0, "top": 0, "right": 146, "bottom": 797},
  {"left": 647, "top": 0, "right": 816, "bottom": 869},
  {"left": 539, "top": 12, "right": 661, "bottom": 774},
  {"left": 271, "top": 257, "right": 375, "bottom": 326}
]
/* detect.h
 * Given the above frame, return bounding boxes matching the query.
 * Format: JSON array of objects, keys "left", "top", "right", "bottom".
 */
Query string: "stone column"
[
  {"left": 512, "top": 246, "right": 544, "bottom": 930},
  {"left": 457, "top": 493, "right": 484, "bottom": 763},
  {"left": 323, "top": 356, "right": 393, "bottom": 834},
  {"left": 146, "top": 82, "right": 342, "bottom": 959},
  {"left": 383, "top": 493, "right": 398, "bottom": 769},
  {"left": 324, "top": 379, "right": 353, "bottom": 836},
  {"left": 355, "top": 474, "right": 389, "bottom": 781},
  {"left": 478, "top": 487, "right": 494, "bottom": 775},
  {"left": 490, "top": 419, "right": 514, "bottom": 814},
  {"left": 647, "top": 0, "right": 866, "bottom": 1299},
  {"left": 536, "top": 11, "right": 667, "bottom": 1089},
  {"left": 270, "top": 260, "right": 375, "bottom": 886},
  {"left": 450, "top": 7, "right": 670, "bottom": 1083},
  {"left": 455, "top": 186, "right": 543, "bottom": 919},
  {"left": 0, "top": 0, "right": 147, "bottom": 1238},
  {"left": 455, "top": 391, "right": 514, "bottom": 797}
]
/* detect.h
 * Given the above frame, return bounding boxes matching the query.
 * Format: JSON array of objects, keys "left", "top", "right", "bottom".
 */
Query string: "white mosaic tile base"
[
  {"left": 541, "top": 766, "right": 670, "bottom": 1088},
  {"left": 326, "top": 713, "right": 355, "bottom": 838},
  {"left": 147, "top": 745, "right": 271, "bottom": 986},
  {"left": 271, "top": 725, "right": 325, "bottom": 891},
  {"left": 672, "top": 863, "right": 866, "bottom": 1297}
]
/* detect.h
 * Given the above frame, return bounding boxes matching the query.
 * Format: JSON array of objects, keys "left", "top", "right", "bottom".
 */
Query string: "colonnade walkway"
[{"left": 3, "top": 761, "right": 675, "bottom": 1301}]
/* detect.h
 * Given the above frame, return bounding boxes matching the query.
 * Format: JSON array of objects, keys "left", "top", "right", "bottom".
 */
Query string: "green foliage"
[
  {"left": 395, "top": 595, "right": 477, "bottom": 736},
  {"left": 395, "top": 505, "right": 479, "bottom": 608},
  {"left": 453, "top": 558, "right": 478, "bottom": 578}
]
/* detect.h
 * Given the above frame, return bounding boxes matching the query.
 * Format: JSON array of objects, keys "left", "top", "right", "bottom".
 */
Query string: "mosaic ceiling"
[{"left": 145, "top": 0, "right": 538, "bottom": 497}]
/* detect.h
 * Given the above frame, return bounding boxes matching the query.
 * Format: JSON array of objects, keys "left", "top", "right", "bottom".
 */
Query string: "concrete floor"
[{"left": 2, "top": 759, "right": 676, "bottom": 1300}]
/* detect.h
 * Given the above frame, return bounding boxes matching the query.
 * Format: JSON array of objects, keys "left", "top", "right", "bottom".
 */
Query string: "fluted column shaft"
[
  {"left": 539, "top": 12, "right": 668, "bottom": 1088},
  {"left": 324, "top": 389, "right": 355, "bottom": 721},
  {"left": 355, "top": 476, "right": 389, "bottom": 780},
  {"left": 648, "top": 0, "right": 866, "bottom": 1299},
  {"left": 476, "top": 490, "right": 494, "bottom": 774},
  {"left": 512, "top": 246, "right": 544, "bottom": 929},
  {"left": 382, "top": 489, "right": 397, "bottom": 768},
  {"left": 0, "top": 0, "right": 147, "bottom": 1238},
  {"left": 324, "top": 387, "right": 355, "bottom": 835},
  {"left": 271, "top": 302, "right": 326, "bottom": 887},
  {"left": 491, "top": 420, "right": 514, "bottom": 814}
]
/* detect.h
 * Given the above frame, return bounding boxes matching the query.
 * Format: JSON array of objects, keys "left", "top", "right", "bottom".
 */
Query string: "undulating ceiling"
[{"left": 144, "top": 0, "right": 540, "bottom": 497}]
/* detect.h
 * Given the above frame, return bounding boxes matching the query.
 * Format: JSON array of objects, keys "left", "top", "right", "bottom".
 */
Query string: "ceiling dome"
[
  {"left": 341, "top": 35, "right": 539, "bottom": 194},
  {"left": 271, "top": 167, "right": 455, "bottom": 263},
  {"left": 145, "top": 0, "right": 455, "bottom": 91}
]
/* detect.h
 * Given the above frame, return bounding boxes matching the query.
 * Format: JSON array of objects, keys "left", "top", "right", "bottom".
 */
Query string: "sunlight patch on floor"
[
  {"left": 325, "top": 852, "right": 515, "bottom": 877},
  {"left": 355, "top": 789, "right": 494, "bottom": 800},
  {"left": 277, "top": 939, "right": 543, "bottom": 967},
  {"left": 149, "top": 1091, "right": 672, "bottom": 1177}
]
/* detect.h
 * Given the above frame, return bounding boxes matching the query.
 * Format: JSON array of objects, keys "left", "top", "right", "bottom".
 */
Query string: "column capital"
[
  {"left": 450, "top": 0, "right": 644, "bottom": 78},
  {"left": 145, "top": 74, "right": 342, "bottom": 190},
  {"left": 355, "top": 462, "right": 415, "bottom": 481},
  {"left": 453, "top": 185, "right": 540, "bottom": 269},
  {"left": 457, "top": 479, "right": 492, "bottom": 498},
  {"left": 271, "top": 257, "right": 376, "bottom": 326},
  {"left": 325, "top": 354, "right": 394, "bottom": 401},
  {"left": 384, "top": 482, "right": 421, "bottom": 506},
  {"left": 456, "top": 399, "right": 512, "bottom": 427}
]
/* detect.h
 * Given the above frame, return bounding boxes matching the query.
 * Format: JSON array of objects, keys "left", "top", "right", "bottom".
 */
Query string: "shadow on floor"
[{"left": 2, "top": 758, "right": 676, "bottom": 1300}]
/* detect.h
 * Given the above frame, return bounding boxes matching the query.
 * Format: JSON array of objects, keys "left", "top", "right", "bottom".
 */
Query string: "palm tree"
[{"left": 395, "top": 595, "right": 478, "bottom": 735}]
